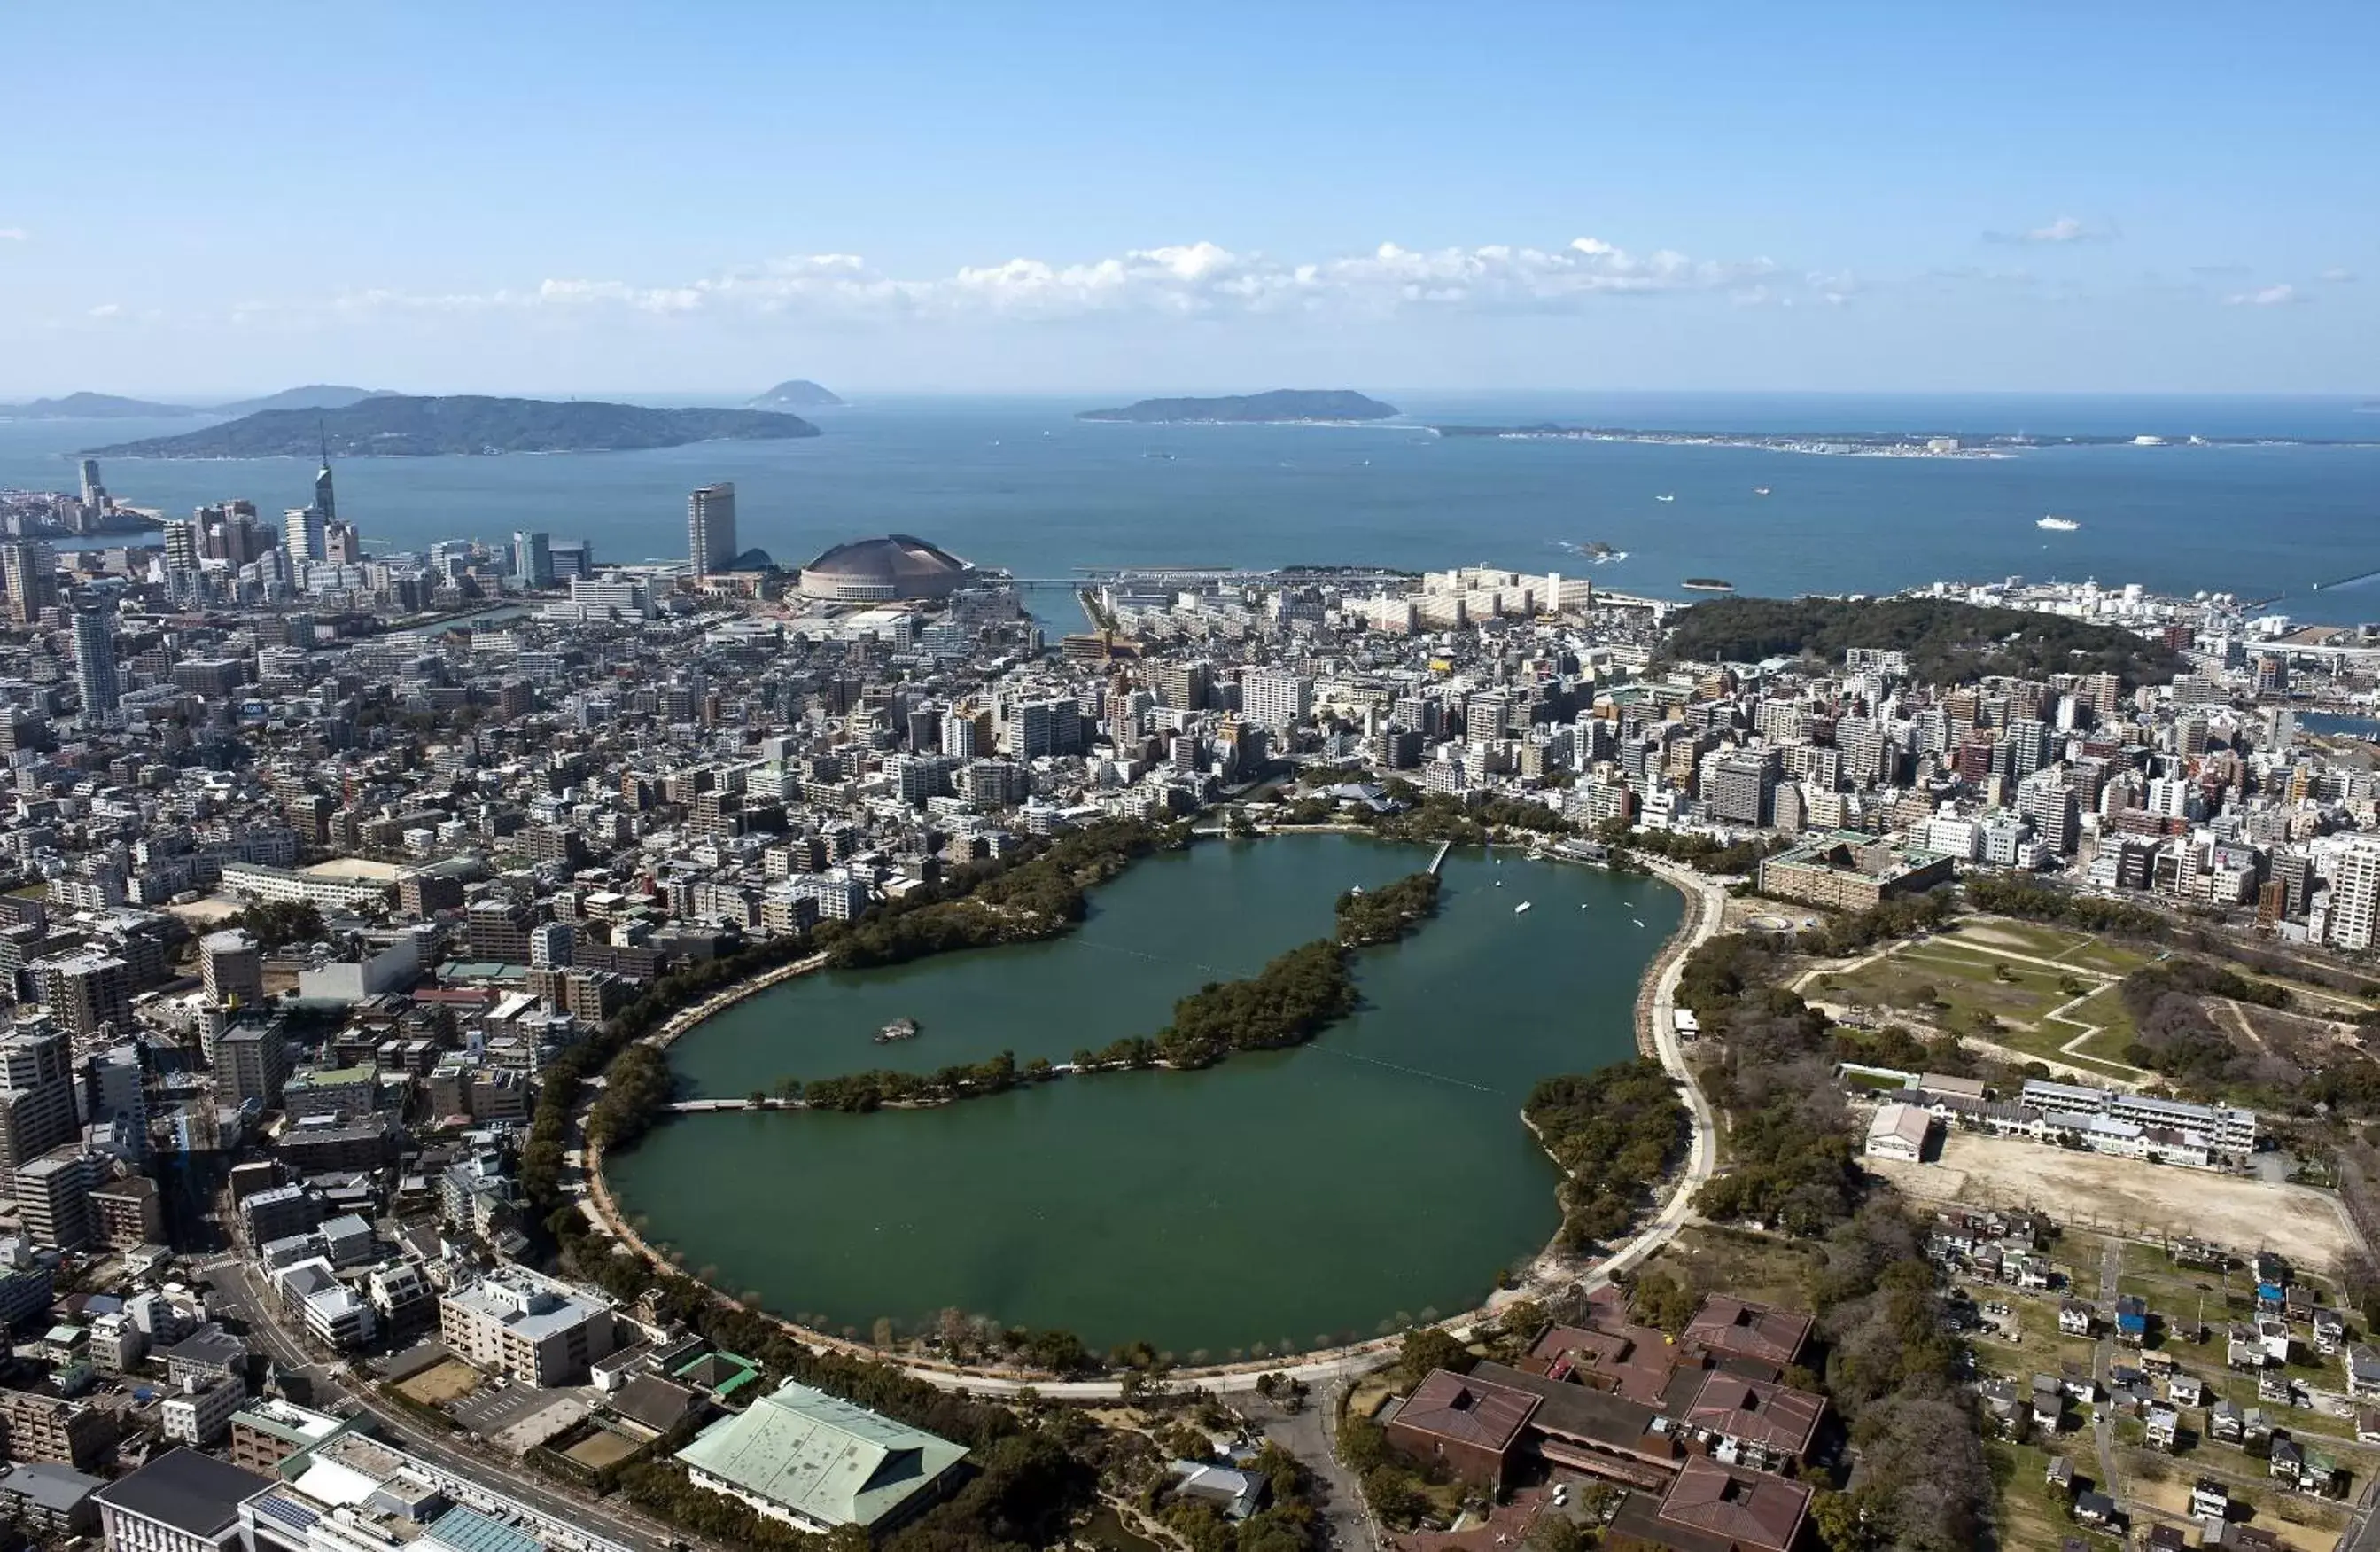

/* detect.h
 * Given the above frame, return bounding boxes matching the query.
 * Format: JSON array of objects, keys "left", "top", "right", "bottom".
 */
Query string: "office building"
[
  {"left": 161, "top": 519, "right": 200, "bottom": 573},
  {"left": 161, "top": 1377, "right": 245, "bottom": 1447},
  {"left": 79, "top": 458, "right": 105, "bottom": 509},
  {"left": 71, "top": 609, "right": 120, "bottom": 718},
  {"left": 439, "top": 1268, "right": 616, "bottom": 1386},
  {"left": 1708, "top": 751, "right": 1779, "bottom": 828},
  {"left": 512, "top": 530, "right": 554, "bottom": 589},
  {"left": 688, "top": 483, "right": 737, "bottom": 577}
]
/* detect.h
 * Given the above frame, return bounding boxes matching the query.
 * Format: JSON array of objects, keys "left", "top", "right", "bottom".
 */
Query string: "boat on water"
[
  {"left": 873, "top": 1018, "right": 921, "bottom": 1045},
  {"left": 1654, "top": 493, "right": 1676, "bottom": 503},
  {"left": 2036, "top": 515, "right": 2081, "bottom": 532},
  {"left": 1754, "top": 487, "right": 1771, "bottom": 496},
  {"left": 1514, "top": 901, "right": 1533, "bottom": 915},
  {"left": 1145, "top": 451, "right": 1174, "bottom": 460},
  {"left": 1632, "top": 918, "right": 1645, "bottom": 928}
]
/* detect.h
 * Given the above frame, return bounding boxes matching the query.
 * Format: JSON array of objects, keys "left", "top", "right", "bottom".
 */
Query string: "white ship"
[
  {"left": 1654, "top": 493, "right": 1676, "bottom": 503},
  {"left": 2036, "top": 515, "right": 2081, "bottom": 532},
  {"left": 1514, "top": 901, "right": 1533, "bottom": 915},
  {"left": 1753, "top": 487, "right": 1771, "bottom": 496}
]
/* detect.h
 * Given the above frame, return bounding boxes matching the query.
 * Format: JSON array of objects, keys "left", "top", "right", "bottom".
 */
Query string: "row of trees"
[
  {"left": 818, "top": 820, "right": 1179, "bottom": 969},
  {"left": 1522, "top": 1060, "right": 1690, "bottom": 1251},
  {"left": 799, "top": 1050, "right": 1047, "bottom": 1112},
  {"left": 1960, "top": 873, "right": 2166, "bottom": 935}
]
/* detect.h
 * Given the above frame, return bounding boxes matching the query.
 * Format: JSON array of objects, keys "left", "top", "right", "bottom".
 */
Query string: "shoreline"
[{"left": 580, "top": 834, "right": 1724, "bottom": 1394}]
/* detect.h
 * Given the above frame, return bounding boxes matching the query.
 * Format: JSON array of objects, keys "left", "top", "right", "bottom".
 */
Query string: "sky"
[{"left": 4, "top": 1, "right": 2376, "bottom": 399}]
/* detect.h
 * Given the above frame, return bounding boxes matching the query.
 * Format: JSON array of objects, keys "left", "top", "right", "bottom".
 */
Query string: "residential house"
[
  {"left": 2207, "top": 1399, "right": 2244, "bottom": 1443},
  {"left": 2057, "top": 1299, "right": 2094, "bottom": 1338},
  {"left": 2144, "top": 1405, "right": 2179, "bottom": 1451},
  {"left": 2345, "top": 1342, "right": 2380, "bottom": 1399},
  {"left": 2114, "top": 1294, "right": 2150, "bottom": 1346},
  {"left": 2190, "top": 1479, "right": 2229, "bottom": 1520}
]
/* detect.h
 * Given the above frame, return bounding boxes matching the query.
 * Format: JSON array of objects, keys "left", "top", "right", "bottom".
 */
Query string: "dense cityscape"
[{"left": 0, "top": 425, "right": 2363, "bottom": 1552}]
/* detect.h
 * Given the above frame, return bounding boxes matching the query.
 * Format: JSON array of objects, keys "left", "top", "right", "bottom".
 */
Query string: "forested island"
[
  {"left": 747, "top": 378, "right": 845, "bottom": 409},
  {"left": 1661, "top": 594, "right": 2186, "bottom": 687},
  {"left": 0, "top": 392, "right": 203, "bottom": 420},
  {"left": 84, "top": 394, "right": 821, "bottom": 457},
  {"left": 1077, "top": 390, "right": 1399, "bottom": 424},
  {"left": 763, "top": 869, "right": 1443, "bottom": 1113}
]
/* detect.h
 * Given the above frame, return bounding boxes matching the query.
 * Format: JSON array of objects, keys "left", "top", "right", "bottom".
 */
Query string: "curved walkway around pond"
[{"left": 577, "top": 846, "right": 1728, "bottom": 1400}]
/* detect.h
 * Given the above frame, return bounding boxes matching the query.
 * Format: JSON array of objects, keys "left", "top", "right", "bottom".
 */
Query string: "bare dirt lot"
[
  {"left": 1869, "top": 1130, "right": 2361, "bottom": 1270},
  {"left": 394, "top": 1358, "right": 485, "bottom": 1407}
]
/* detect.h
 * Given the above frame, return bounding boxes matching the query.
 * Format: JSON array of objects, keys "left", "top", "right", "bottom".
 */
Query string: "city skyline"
[{"left": 3, "top": 2, "right": 2376, "bottom": 396}]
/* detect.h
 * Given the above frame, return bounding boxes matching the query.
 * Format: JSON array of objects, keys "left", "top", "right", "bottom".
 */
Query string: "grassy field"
[
  {"left": 1638, "top": 1223, "right": 1824, "bottom": 1311},
  {"left": 1814, "top": 917, "right": 2153, "bottom": 1080},
  {"left": 1988, "top": 1439, "right": 2114, "bottom": 1552}
]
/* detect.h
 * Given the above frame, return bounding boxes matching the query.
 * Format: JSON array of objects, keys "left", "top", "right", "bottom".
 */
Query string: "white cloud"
[
  {"left": 86, "top": 302, "right": 121, "bottom": 318},
  {"left": 0, "top": 228, "right": 26, "bottom": 243},
  {"left": 2320, "top": 267, "right": 2357, "bottom": 283},
  {"left": 334, "top": 235, "right": 1789, "bottom": 324},
  {"left": 2225, "top": 283, "right": 2304, "bottom": 308},
  {"left": 1985, "top": 215, "right": 2115, "bottom": 246}
]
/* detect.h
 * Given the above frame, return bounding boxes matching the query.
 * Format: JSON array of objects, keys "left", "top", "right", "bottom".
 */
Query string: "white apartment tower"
[{"left": 688, "top": 483, "right": 738, "bottom": 577}]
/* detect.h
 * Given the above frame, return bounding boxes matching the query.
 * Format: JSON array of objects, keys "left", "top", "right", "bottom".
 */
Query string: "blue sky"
[{"left": 4, "top": 1, "right": 2375, "bottom": 397}]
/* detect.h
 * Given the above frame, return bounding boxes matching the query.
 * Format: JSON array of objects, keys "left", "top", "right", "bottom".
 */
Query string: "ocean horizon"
[{"left": 4, "top": 390, "right": 2376, "bottom": 624}]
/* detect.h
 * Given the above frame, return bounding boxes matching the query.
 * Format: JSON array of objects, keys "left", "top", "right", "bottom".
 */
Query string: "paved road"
[
  {"left": 1253, "top": 1385, "right": 1377, "bottom": 1552},
  {"left": 2092, "top": 1239, "right": 2121, "bottom": 1499},
  {"left": 207, "top": 1259, "right": 678, "bottom": 1552}
]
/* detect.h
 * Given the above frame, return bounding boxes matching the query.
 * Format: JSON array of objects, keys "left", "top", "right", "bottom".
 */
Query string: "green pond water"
[{"left": 605, "top": 834, "right": 1678, "bottom": 1357}]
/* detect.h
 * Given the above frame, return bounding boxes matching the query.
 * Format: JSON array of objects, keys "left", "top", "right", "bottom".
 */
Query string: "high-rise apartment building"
[
  {"left": 78, "top": 458, "right": 105, "bottom": 509},
  {"left": 71, "top": 610, "right": 120, "bottom": 719},
  {"left": 284, "top": 505, "right": 327, "bottom": 564},
  {"left": 2329, "top": 838, "right": 2380, "bottom": 955},
  {"left": 513, "top": 530, "right": 554, "bottom": 589},
  {"left": 0, "top": 1022, "right": 79, "bottom": 1182},
  {"left": 1241, "top": 668, "right": 1311, "bottom": 734},
  {"left": 2017, "top": 769, "right": 2081, "bottom": 857},
  {"left": 199, "top": 930, "right": 265, "bottom": 1006},
  {"left": 688, "top": 483, "right": 737, "bottom": 577},
  {"left": 2, "top": 541, "right": 58, "bottom": 625},
  {"left": 37, "top": 953, "right": 132, "bottom": 1041},
  {"left": 1708, "top": 751, "right": 1780, "bottom": 827}
]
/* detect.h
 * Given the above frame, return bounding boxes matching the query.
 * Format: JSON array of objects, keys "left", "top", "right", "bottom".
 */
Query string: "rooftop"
[
  {"left": 674, "top": 1378, "right": 968, "bottom": 1529},
  {"left": 94, "top": 1447, "right": 276, "bottom": 1537}
]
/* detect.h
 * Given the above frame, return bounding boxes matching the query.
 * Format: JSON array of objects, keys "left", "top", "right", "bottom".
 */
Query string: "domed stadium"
[{"left": 797, "top": 534, "right": 976, "bottom": 602}]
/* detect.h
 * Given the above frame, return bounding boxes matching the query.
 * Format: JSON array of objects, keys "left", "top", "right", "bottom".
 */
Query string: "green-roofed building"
[{"left": 675, "top": 1379, "right": 968, "bottom": 1536}]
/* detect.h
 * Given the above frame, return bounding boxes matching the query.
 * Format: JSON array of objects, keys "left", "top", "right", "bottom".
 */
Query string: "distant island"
[
  {"left": 84, "top": 394, "right": 821, "bottom": 458},
  {"left": 210, "top": 385, "right": 401, "bottom": 416},
  {"left": 0, "top": 392, "right": 206, "bottom": 420},
  {"left": 1078, "top": 389, "right": 1400, "bottom": 425},
  {"left": 747, "top": 379, "right": 845, "bottom": 409}
]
